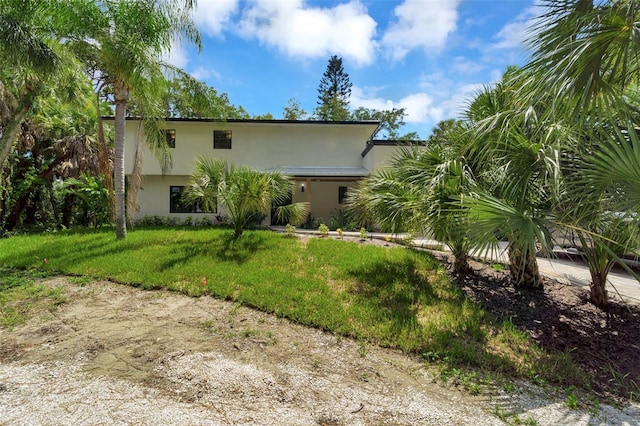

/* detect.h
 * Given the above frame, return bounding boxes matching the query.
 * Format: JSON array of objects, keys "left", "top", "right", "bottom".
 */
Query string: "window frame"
[
  {"left": 170, "top": 185, "right": 215, "bottom": 214},
  {"left": 213, "top": 130, "right": 232, "bottom": 149},
  {"left": 338, "top": 186, "right": 348, "bottom": 204}
]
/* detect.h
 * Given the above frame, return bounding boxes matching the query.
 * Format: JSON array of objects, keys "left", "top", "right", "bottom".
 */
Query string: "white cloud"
[
  {"left": 162, "top": 40, "right": 189, "bottom": 68},
  {"left": 492, "top": 1, "right": 544, "bottom": 50},
  {"left": 419, "top": 73, "right": 486, "bottom": 119},
  {"left": 440, "top": 82, "right": 485, "bottom": 119},
  {"left": 400, "top": 93, "right": 440, "bottom": 124},
  {"left": 237, "top": 0, "right": 377, "bottom": 66},
  {"left": 350, "top": 86, "right": 439, "bottom": 124},
  {"left": 193, "top": 0, "right": 239, "bottom": 37},
  {"left": 191, "top": 66, "right": 221, "bottom": 81},
  {"left": 493, "top": 19, "right": 529, "bottom": 50},
  {"left": 349, "top": 79, "right": 491, "bottom": 137},
  {"left": 382, "top": 0, "right": 461, "bottom": 61}
]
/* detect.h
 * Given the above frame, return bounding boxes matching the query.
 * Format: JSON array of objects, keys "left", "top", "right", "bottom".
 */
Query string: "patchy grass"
[
  {"left": 0, "top": 227, "right": 584, "bottom": 388},
  {"left": 0, "top": 268, "right": 64, "bottom": 326}
]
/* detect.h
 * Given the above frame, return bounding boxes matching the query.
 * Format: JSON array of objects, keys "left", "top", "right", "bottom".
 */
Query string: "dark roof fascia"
[
  {"left": 100, "top": 116, "right": 380, "bottom": 126},
  {"left": 361, "top": 139, "right": 427, "bottom": 158}
]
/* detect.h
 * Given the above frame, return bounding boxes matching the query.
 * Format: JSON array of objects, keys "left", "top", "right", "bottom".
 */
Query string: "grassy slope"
[{"left": 0, "top": 227, "right": 583, "bottom": 388}]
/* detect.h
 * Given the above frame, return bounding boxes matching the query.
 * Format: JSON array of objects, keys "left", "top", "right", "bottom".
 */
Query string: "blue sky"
[{"left": 165, "top": 0, "right": 542, "bottom": 139}]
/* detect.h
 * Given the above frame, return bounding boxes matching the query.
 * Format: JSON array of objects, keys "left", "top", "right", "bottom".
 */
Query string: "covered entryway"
[{"left": 267, "top": 166, "right": 369, "bottom": 224}]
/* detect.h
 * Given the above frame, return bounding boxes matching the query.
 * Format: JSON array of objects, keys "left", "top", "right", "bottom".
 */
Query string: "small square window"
[
  {"left": 338, "top": 186, "right": 348, "bottom": 204},
  {"left": 164, "top": 129, "right": 176, "bottom": 148},
  {"left": 214, "top": 130, "right": 232, "bottom": 149}
]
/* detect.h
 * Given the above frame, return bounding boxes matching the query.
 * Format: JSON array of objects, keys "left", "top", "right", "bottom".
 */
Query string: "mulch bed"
[{"left": 435, "top": 253, "right": 640, "bottom": 401}]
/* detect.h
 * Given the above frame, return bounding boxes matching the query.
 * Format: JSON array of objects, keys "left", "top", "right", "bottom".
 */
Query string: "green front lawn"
[{"left": 0, "top": 227, "right": 584, "bottom": 389}]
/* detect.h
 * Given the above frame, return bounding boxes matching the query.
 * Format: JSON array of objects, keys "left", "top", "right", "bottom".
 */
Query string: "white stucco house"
[{"left": 115, "top": 118, "right": 421, "bottom": 224}]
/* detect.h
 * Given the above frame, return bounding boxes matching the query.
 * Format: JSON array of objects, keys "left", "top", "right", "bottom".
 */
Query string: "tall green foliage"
[
  {"left": 184, "top": 158, "right": 309, "bottom": 239},
  {"left": 0, "top": 0, "right": 66, "bottom": 168},
  {"left": 63, "top": 0, "right": 202, "bottom": 240},
  {"left": 520, "top": 0, "right": 640, "bottom": 306},
  {"left": 315, "top": 55, "right": 352, "bottom": 121}
]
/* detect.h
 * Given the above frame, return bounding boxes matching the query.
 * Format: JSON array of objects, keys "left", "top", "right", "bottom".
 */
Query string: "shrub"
[
  {"left": 301, "top": 214, "right": 320, "bottom": 230},
  {"left": 329, "top": 209, "right": 356, "bottom": 231}
]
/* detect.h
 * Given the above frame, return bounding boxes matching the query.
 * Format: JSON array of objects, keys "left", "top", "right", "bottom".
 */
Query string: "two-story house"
[{"left": 116, "top": 118, "right": 417, "bottom": 224}]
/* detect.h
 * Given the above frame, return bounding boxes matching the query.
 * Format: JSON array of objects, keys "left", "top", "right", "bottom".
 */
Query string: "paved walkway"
[
  {"left": 412, "top": 238, "right": 640, "bottom": 306},
  {"left": 272, "top": 227, "right": 640, "bottom": 305}
]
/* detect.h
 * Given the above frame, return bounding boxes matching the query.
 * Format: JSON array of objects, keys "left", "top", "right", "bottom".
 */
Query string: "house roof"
[
  {"left": 102, "top": 116, "right": 380, "bottom": 127},
  {"left": 360, "top": 139, "right": 427, "bottom": 157},
  {"left": 265, "top": 166, "right": 370, "bottom": 177}
]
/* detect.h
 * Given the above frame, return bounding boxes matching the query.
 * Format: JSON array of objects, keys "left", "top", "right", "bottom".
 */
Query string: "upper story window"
[
  {"left": 163, "top": 129, "right": 176, "bottom": 148},
  {"left": 214, "top": 130, "right": 232, "bottom": 149}
]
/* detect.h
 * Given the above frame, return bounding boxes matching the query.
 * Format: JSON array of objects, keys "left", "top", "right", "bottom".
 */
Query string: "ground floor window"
[
  {"left": 170, "top": 186, "right": 214, "bottom": 213},
  {"left": 338, "top": 186, "right": 348, "bottom": 204}
]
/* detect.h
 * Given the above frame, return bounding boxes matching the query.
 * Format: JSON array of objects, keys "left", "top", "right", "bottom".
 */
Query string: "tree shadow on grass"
[
  {"left": 158, "top": 231, "right": 270, "bottom": 271},
  {"left": 343, "top": 254, "right": 501, "bottom": 364},
  {"left": 0, "top": 234, "right": 115, "bottom": 271}
]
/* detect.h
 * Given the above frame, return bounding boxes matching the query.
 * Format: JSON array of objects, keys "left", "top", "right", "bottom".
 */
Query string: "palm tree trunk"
[
  {"left": 508, "top": 241, "right": 543, "bottom": 289},
  {"left": 4, "top": 193, "right": 29, "bottom": 231},
  {"left": 113, "top": 82, "right": 129, "bottom": 240},
  {"left": 0, "top": 101, "right": 30, "bottom": 169},
  {"left": 452, "top": 244, "right": 471, "bottom": 274},
  {"left": 0, "top": 81, "right": 41, "bottom": 170},
  {"left": 589, "top": 269, "right": 609, "bottom": 308},
  {"left": 46, "top": 181, "right": 61, "bottom": 229},
  {"left": 61, "top": 193, "right": 74, "bottom": 228}
]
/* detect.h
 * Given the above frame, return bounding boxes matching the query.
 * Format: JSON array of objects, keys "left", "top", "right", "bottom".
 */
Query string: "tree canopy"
[{"left": 314, "top": 55, "right": 352, "bottom": 121}]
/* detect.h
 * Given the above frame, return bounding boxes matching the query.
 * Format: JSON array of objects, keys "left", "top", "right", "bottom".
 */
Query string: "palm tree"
[
  {"left": 184, "top": 157, "right": 309, "bottom": 239},
  {"left": 554, "top": 121, "right": 640, "bottom": 307},
  {"left": 463, "top": 72, "right": 559, "bottom": 290},
  {"left": 521, "top": 0, "right": 640, "bottom": 305},
  {"left": 347, "top": 139, "right": 475, "bottom": 274},
  {"left": 525, "top": 0, "right": 640, "bottom": 119},
  {"left": 66, "top": 0, "right": 201, "bottom": 240},
  {"left": 0, "top": 0, "right": 61, "bottom": 168}
]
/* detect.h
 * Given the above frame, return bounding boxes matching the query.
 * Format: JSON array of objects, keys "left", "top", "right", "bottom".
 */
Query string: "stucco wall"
[
  {"left": 133, "top": 175, "right": 358, "bottom": 224},
  {"left": 362, "top": 144, "right": 405, "bottom": 172},
  {"left": 122, "top": 120, "right": 378, "bottom": 176},
  {"left": 133, "top": 175, "right": 216, "bottom": 221}
]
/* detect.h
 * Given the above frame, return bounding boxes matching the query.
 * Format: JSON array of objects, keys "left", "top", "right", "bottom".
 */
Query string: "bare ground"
[
  {"left": 1, "top": 237, "right": 640, "bottom": 425},
  {"left": 1, "top": 277, "right": 505, "bottom": 425}
]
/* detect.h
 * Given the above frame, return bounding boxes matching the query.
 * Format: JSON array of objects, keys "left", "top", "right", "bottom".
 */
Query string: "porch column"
[{"left": 305, "top": 178, "right": 312, "bottom": 204}]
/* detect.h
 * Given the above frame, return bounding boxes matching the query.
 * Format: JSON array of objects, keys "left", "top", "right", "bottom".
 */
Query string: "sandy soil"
[
  {"left": 1, "top": 277, "right": 504, "bottom": 425},
  {"left": 1, "top": 239, "right": 639, "bottom": 425}
]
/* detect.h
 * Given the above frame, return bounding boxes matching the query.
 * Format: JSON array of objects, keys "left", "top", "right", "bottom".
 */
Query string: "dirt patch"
[{"left": 0, "top": 277, "right": 506, "bottom": 425}]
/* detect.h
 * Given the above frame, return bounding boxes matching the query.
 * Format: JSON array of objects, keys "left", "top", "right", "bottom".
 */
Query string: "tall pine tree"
[{"left": 314, "top": 55, "right": 352, "bottom": 121}]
